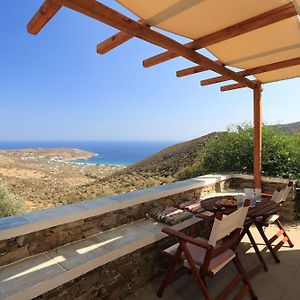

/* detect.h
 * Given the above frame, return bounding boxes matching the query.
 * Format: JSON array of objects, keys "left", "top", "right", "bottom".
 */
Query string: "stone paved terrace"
[{"left": 125, "top": 224, "right": 300, "bottom": 300}]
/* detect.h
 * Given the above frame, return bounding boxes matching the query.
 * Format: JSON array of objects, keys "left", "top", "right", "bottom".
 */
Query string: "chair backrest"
[
  {"left": 272, "top": 181, "right": 293, "bottom": 203},
  {"left": 208, "top": 205, "right": 249, "bottom": 247},
  {"left": 271, "top": 187, "right": 281, "bottom": 202}
]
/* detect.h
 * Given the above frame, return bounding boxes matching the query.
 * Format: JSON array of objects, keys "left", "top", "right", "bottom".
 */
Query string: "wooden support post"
[{"left": 253, "top": 83, "right": 263, "bottom": 188}]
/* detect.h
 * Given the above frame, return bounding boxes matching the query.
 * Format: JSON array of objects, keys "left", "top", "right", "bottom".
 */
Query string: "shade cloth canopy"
[{"left": 117, "top": 0, "right": 300, "bottom": 83}]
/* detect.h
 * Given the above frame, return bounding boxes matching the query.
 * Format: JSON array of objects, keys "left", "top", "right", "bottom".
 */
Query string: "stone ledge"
[
  {"left": 230, "top": 174, "right": 290, "bottom": 184},
  {"left": 0, "top": 175, "right": 228, "bottom": 241},
  {"left": 0, "top": 217, "right": 203, "bottom": 300}
]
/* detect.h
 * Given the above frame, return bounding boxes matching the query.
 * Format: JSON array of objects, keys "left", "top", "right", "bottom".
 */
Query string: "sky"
[{"left": 0, "top": 1, "right": 299, "bottom": 142}]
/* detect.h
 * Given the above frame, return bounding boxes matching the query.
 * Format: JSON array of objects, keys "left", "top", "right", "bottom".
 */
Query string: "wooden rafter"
[
  {"left": 27, "top": 0, "right": 62, "bottom": 34},
  {"left": 176, "top": 60, "right": 223, "bottom": 77},
  {"left": 201, "top": 57, "right": 300, "bottom": 86},
  {"left": 176, "top": 65, "right": 209, "bottom": 78},
  {"left": 143, "top": 3, "right": 297, "bottom": 68},
  {"left": 97, "top": 19, "right": 149, "bottom": 54},
  {"left": 28, "top": 0, "right": 256, "bottom": 89},
  {"left": 220, "top": 80, "right": 259, "bottom": 92}
]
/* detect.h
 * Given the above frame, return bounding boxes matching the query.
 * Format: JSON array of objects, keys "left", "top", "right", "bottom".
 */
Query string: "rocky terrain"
[{"left": 0, "top": 148, "right": 124, "bottom": 210}]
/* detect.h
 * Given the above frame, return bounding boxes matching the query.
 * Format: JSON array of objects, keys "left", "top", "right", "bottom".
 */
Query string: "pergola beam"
[
  {"left": 97, "top": 19, "right": 149, "bottom": 54},
  {"left": 143, "top": 3, "right": 296, "bottom": 68},
  {"left": 220, "top": 81, "right": 258, "bottom": 92},
  {"left": 27, "top": 0, "right": 62, "bottom": 34},
  {"left": 176, "top": 60, "right": 223, "bottom": 78},
  {"left": 176, "top": 65, "right": 209, "bottom": 78},
  {"left": 202, "top": 57, "right": 300, "bottom": 86},
  {"left": 29, "top": 0, "right": 256, "bottom": 89}
]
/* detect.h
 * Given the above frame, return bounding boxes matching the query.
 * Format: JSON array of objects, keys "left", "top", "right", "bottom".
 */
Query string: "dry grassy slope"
[
  {"left": 126, "top": 132, "right": 221, "bottom": 175},
  {"left": 62, "top": 132, "right": 221, "bottom": 203}
]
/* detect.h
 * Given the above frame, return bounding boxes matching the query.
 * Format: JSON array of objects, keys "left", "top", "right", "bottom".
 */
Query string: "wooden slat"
[
  {"left": 201, "top": 57, "right": 300, "bottom": 86},
  {"left": 268, "top": 230, "right": 284, "bottom": 244},
  {"left": 47, "top": 0, "right": 256, "bottom": 89},
  {"left": 97, "top": 19, "right": 148, "bottom": 54},
  {"left": 274, "top": 236, "right": 289, "bottom": 252},
  {"left": 253, "top": 83, "right": 262, "bottom": 189},
  {"left": 220, "top": 81, "right": 258, "bottom": 92},
  {"left": 251, "top": 204, "right": 279, "bottom": 219},
  {"left": 176, "top": 65, "right": 208, "bottom": 78},
  {"left": 27, "top": 0, "right": 62, "bottom": 34},
  {"left": 143, "top": 3, "right": 296, "bottom": 68},
  {"left": 176, "top": 60, "right": 223, "bottom": 78},
  {"left": 247, "top": 200, "right": 274, "bottom": 218}
]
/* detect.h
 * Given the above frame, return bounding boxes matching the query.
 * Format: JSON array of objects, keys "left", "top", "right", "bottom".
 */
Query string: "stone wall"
[
  {"left": 34, "top": 220, "right": 208, "bottom": 300},
  {"left": 0, "top": 174, "right": 295, "bottom": 300},
  {"left": 0, "top": 180, "right": 222, "bottom": 268},
  {"left": 229, "top": 175, "right": 295, "bottom": 222}
]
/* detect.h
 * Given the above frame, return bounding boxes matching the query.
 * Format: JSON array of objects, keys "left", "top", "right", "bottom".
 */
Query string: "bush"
[
  {"left": 187, "top": 124, "right": 300, "bottom": 180},
  {"left": 0, "top": 185, "right": 27, "bottom": 217}
]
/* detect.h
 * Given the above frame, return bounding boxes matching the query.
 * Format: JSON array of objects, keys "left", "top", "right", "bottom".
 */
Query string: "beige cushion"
[{"left": 163, "top": 237, "right": 235, "bottom": 275}]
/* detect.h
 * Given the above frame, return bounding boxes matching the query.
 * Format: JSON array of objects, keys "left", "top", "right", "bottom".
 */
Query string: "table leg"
[
  {"left": 237, "top": 223, "right": 268, "bottom": 278},
  {"left": 255, "top": 222, "right": 280, "bottom": 263},
  {"left": 246, "top": 227, "right": 268, "bottom": 272}
]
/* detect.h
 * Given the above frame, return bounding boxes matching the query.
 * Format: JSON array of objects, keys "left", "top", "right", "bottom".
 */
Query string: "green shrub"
[
  {"left": 295, "top": 181, "right": 300, "bottom": 220},
  {"left": 0, "top": 185, "right": 27, "bottom": 217},
  {"left": 186, "top": 124, "right": 300, "bottom": 180}
]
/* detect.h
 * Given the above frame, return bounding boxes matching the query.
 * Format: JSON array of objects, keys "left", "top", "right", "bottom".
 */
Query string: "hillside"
[
  {"left": 0, "top": 148, "right": 124, "bottom": 209},
  {"left": 2, "top": 121, "right": 299, "bottom": 209},
  {"left": 61, "top": 122, "right": 300, "bottom": 204},
  {"left": 61, "top": 132, "right": 221, "bottom": 203},
  {"left": 275, "top": 121, "right": 300, "bottom": 134}
]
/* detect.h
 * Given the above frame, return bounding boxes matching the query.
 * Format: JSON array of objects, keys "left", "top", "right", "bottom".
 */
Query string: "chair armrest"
[{"left": 162, "top": 227, "right": 210, "bottom": 249}]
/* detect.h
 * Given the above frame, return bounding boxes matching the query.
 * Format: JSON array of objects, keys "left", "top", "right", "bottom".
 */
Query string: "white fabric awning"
[{"left": 117, "top": 0, "right": 300, "bottom": 84}]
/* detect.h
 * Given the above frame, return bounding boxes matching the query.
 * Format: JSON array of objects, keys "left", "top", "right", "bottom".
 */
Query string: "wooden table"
[{"left": 200, "top": 196, "right": 281, "bottom": 277}]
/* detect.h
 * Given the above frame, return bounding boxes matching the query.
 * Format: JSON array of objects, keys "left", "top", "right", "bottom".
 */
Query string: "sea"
[{"left": 0, "top": 141, "right": 176, "bottom": 166}]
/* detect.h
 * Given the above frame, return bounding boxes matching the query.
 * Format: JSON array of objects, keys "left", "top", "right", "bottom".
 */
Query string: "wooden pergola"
[{"left": 27, "top": 0, "right": 300, "bottom": 188}]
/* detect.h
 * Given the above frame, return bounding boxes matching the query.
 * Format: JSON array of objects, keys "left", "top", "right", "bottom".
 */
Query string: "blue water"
[{"left": 0, "top": 141, "right": 175, "bottom": 166}]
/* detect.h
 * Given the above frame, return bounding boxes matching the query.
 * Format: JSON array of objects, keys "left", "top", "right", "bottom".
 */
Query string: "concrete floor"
[{"left": 125, "top": 224, "right": 300, "bottom": 300}]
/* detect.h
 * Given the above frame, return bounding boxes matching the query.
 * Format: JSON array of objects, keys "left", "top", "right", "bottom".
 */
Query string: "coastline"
[
  {"left": 69, "top": 158, "right": 131, "bottom": 167},
  {"left": 0, "top": 147, "right": 126, "bottom": 210}
]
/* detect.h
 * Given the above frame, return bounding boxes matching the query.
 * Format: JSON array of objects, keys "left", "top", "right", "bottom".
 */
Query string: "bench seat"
[{"left": 0, "top": 217, "right": 202, "bottom": 300}]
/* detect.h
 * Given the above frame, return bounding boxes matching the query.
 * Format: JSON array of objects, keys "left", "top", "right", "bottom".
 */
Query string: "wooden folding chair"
[
  {"left": 255, "top": 181, "right": 294, "bottom": 263},
  {"left": 157, "top": 200, "right": 257, "bottom": 300}
]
